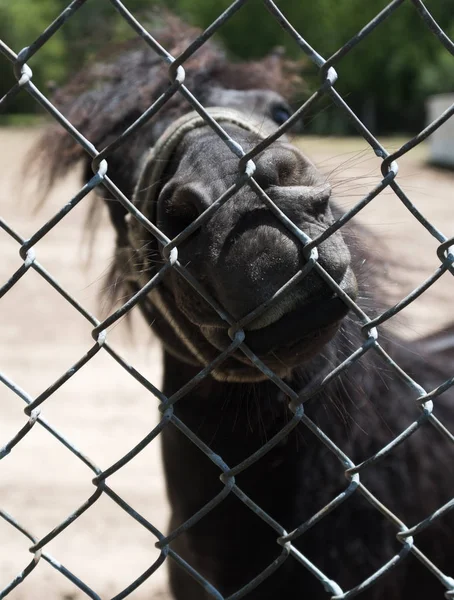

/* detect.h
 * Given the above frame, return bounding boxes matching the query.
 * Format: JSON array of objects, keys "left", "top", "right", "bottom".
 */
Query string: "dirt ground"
[{"left": 1, "top": 127, "right": 453, "bottom": 600}]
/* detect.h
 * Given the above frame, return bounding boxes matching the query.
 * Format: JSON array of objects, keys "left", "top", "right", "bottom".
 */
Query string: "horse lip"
[
  {"left": 243, "top": 295, "right": 350, "bottom": 355},
  {"left": 246, "top": 293, "right": 302, "bottom": 331},
  {"left": 199, "top": 269, "right": 357, "bottom": 358},
  {"left": 244, "top": 266, "right": 357, "bottom": 337}
]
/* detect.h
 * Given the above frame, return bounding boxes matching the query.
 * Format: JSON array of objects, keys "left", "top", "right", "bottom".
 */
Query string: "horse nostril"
[
  {"left": 159, "top": 183, "right": 209, "bottom": 235},
  {"left": 309, "top": 184, "right": 331, "bottom": 215},
  {"left": 255, "top": 147, "right": 302, "bottom": 189},
  {"left": 177, "top": 184, "right": 208, "bottom": 219}
]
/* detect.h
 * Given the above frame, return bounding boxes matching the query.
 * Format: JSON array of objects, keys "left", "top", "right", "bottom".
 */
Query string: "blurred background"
[
  {"left": 1, "top": 0, "right": 454, "bottom": 134},
  {"left": 1, "top": 2, "right": 454, "bottom": 599}
]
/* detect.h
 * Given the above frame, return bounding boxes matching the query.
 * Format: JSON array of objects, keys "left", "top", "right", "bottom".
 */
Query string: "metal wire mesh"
[{"left": 1, "top": 0, "right": 454, "bottom": 598}]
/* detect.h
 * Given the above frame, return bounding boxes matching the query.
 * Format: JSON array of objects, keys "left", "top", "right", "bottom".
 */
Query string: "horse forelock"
[{"left": 32, "top": 14, "right": 298, "bottom": 200}]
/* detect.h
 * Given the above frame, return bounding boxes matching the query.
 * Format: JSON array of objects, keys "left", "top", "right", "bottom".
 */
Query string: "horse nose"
[
  {"left": 211, "top": 216, "right": 301, "bottom": 320},
  {"left": 252, "top": 150, "right": 332, "bottom": 221}
]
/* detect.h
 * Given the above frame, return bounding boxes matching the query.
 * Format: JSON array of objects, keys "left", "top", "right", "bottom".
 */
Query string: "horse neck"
[
  {"left": 162, "top": 350, "right": 291, "bottom": 453},
  {"left": 160, "top": 325, "right": 378, "bottom": 465}
]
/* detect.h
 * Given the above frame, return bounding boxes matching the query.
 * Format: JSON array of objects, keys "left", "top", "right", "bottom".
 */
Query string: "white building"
[{"left": 426, "top": 94, "right": 454, "bottom": 168}]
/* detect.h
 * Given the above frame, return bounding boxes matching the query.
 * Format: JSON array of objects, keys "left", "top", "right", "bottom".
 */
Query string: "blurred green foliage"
[{"left": 1, "top": 0, "right": 453, "bottom": 134}]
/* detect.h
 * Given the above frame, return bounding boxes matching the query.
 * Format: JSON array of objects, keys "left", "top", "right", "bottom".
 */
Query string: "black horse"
[{"left": 38, "top": 17, "right": 454, "bottom": 600}]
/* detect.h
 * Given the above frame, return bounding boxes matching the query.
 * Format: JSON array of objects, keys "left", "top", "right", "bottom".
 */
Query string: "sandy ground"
[{"left": 1, "top": 127, "right": 453, "bottom": 600}]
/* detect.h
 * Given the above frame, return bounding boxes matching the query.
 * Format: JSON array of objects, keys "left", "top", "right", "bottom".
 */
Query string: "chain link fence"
[{"left": 1, "top": 0, "right": 454, "bottom": 598}]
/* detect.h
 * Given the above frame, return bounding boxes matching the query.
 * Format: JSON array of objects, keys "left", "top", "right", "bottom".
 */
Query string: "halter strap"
[
  {"left": 130, "top": 107, "right": 270, "bottom": 239},
  {"left": 123, "top": 108, "right": 275, "bottom": 380}
]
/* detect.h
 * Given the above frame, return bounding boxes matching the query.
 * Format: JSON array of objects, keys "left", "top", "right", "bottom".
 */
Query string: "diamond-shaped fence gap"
[
  {"left": 103, "top": 300, "right": 163, "bottom": 359},
  {"left": 288, "top": 484, "right": 410, "bottom": 594},
  {"left": 357, "top": 423, "right": 454, "bottom": 524},
  {"left": 316, "top": 4, "right": 449, "bottom": 134},
  {"left": 295, "top": 135, "right": 381, "bottom": 193},
  {"left": 181, "top": 0, "right": 311, "bottom": 77},
  {"left": 293, "top": 136, "right": 392, "bottom": 250},
  {"left": 0, "top": 411, "right": 98, "bottom": 541},
  {"left": 0, "top": 129, "right": 116, "bottom": 320},
  {"left": 382, "top": 159, "right": 453, "bottom": 246},
  {"left": 39, "top": 491, "right": 168, "bottom": 600},
  {"left": 300, "top": 344, "right": 445, "bottom": 456},
  {"left": 372, "top": 269, "right": 454, "bottom": 344},
  {"left": 22, "top": 345, "right": 163, "bottom": 471},
  {"left": 24, "top": 185, "right": 145, "bottom": 325},
  {"left": 0, "top": 127, "right": 90, "bottom": 238},
  {"left": 0, "top": 267, "right": 101, "bottom": 395},
  {"left": 162, "top": 487, "right": 290, "bottom": 596},
  {"left": 410, "top": 0, "right": 454, "bottom": 56},
  {"left": 232, "top": 417, "right": 347, "bottom": 504},
  {"left": 360, "top": 164, "right": 454, "bottom": 336}
]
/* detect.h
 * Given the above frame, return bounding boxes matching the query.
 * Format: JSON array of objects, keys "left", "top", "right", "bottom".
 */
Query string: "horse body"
[
  {"left": 160, "top": 336, "right": 453, "bottom": 599},
  {"left": 39, "top": 18, "right": 453, "bottom": 598}
]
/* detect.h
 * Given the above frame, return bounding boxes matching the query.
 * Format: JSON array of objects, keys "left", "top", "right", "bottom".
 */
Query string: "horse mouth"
[
  {"left": 200, "top": 265, "right": 357, "bottom": 363},
  {"left": 201, "top": 291, "right": 351, "bottom": 372},
  {"left": 241, "top": 294, "right": 350, "bottom": 355}
]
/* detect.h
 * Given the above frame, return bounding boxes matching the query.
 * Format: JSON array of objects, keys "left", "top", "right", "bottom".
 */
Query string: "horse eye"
[{"left": 271, "top": 105, "right": 291, "bottom": 125}]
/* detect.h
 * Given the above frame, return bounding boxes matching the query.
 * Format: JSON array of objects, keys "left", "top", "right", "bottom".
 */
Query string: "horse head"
[{"left": 125, "top": 95, "right": 357, "bottom": 381}]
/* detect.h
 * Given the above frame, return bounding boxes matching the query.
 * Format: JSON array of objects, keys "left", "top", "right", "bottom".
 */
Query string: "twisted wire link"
[{"left": 1, "top": 0, "right": 454, "bottom": 598}]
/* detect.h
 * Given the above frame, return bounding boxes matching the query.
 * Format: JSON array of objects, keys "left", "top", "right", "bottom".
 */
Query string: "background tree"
[
  {"left": 1, "top": 0, "right": 453, "bottom": 134},
  {"left": 0, "top": 0, "right": 67, "bottom": 114}
]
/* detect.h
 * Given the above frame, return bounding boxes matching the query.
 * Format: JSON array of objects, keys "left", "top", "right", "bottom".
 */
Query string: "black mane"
[{"left": 36, "top": 15, "right": 296, "bottom": 198}]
